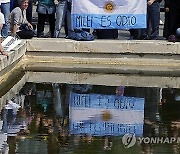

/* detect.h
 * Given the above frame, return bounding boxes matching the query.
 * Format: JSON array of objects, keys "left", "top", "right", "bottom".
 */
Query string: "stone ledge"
[
  {"left": 26, "top": 38, "right": 180, "bottom": 54},
  {"left": 26, "top": 72, "right": 180, "bottom": 88},
  {"left": 0, "top": 41, "right": 26, "bottom": 72},
  {"left": 24, "top": 54, "right": 180, "bottom": 76}
]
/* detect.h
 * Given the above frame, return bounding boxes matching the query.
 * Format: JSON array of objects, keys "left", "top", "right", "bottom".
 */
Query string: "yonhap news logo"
[
  {"left": 122, "top": 133, "right": 136, "bottom": 148},
  {"left": 122, "top": 133, "right": 180, "bottom": 148}
]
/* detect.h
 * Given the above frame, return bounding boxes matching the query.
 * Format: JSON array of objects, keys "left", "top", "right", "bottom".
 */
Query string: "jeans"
[
  {"left": 1, "top": 2, "right": 10, "bottom": 38},
  {"left": 66, "top": 1, "right": 75, "bottom": 37},
  {"left": 148, "top": 2, "right": 160, "bottom": 39},
  {"left": 55, "top": 1, "right": 74, "bottom": 38},
  {"left": 141, "top": 2, "right": 160, "bottom": 39},
  {"left": 55, "top": 0, "right": 67, "bottom": 37}
]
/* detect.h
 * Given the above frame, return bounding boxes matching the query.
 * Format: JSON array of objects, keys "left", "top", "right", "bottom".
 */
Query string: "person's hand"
[
  {"left": 147, "top": 0, "right": 154, "bottom": 6},
  {"left": 165, "top": 7, "right": 169, "bottom": 12},
  {"left": 1, "top": 50, "right": 9, "bottom": 57},
  {"left": 28, "top": 23, "right": 33, "bottom": 30}
]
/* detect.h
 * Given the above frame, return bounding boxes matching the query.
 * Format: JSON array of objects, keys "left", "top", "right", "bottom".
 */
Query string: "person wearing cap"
[{"left": 9, "top": 0, "right": 34, "bottom": 39}]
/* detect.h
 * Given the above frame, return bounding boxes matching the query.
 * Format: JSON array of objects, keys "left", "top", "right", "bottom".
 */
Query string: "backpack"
[
  {"left": 168, "top": 35, "right": 177, "bottom": 43},
  {"left": 68, "top": 29, "right": 95, "bottom": 41}
]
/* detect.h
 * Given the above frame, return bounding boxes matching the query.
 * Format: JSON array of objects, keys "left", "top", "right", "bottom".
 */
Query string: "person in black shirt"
[{"left": 163, "top": 0, "right": 180, "bottom": 39}]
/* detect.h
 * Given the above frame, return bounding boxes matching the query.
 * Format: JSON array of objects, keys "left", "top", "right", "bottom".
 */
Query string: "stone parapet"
[
  {"left": 25, "top": 38, "right": 180, "bottom": 77},
  {"left": 0, "top": 41, "right": 26, "bottom": 73},
  {"left": 0, "top": 38, "right": 180, "bottom": 98},
  {"left": 26, "top": 38, "right": 180, "bottom": 54}
]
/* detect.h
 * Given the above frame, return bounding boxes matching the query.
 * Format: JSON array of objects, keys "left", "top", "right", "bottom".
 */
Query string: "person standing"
[
  {"left": 54, "top": 0, "right": 67, "bottom": 38},
  {"left": 36, "top": 0, "right": 56, "bottom": 38},
  {"left": 164, "top": 0, "right": 180, "bottom": 38},
  {"left": 141, "top": 0, "right": 161, "bottom": 40},
  {"left": 0, "top": 10, "right": 8, "bottom": 56},
  {"left": 163, "top": 0, "right": 170, "bottom": 39},
  {"left": 1, "top": 0, "right": 10, "bottom": 38}
]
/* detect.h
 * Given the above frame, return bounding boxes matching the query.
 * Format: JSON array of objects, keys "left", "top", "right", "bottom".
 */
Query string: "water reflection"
[{"left": 0, "top": 83, "right": 180, "bottom": 153}]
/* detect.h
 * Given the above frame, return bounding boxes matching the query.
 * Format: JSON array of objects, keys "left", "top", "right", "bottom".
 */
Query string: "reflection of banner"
[
  {"left": 72, "top": 0, "right": 147, "bottom": 29},
  {"left": 69, "top": 92, "right": 144, "bottom": 136},
  {"left": 2, "top": 36, "right": 21, "bottom": 51}
]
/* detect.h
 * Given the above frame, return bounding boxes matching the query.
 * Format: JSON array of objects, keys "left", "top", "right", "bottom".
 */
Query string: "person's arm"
[
  {"left": 27, "top": 22, "right": 33, "bottom": 30},
  {"left": 24, "top": 10, "right": 33, "bottom": 30},
  {"left": 0, "top": 18, "right": 8, "bottom": 56},
  {"left": 13, "top": 24, "right": 18, "bottom": 35},
  {"left": 0, "top": 43, "right": 8, "bottom": 56}
]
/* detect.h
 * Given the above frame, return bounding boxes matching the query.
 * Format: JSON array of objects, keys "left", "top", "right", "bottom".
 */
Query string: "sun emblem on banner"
[
  {"left": 104, "top": 1, "right": 116, "bottom": 13},
  {"left": 101, "top": 110, "right": 112, "bottom": 121}
]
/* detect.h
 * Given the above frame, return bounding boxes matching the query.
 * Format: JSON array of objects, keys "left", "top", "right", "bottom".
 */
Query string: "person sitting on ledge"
[{"left": 9, "top": 0, "right": 34, "bottom": 39}]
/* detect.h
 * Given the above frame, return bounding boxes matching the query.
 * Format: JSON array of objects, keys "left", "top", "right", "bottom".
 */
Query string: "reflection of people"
[
  {"left": 141, "top": 143, "right": 153, "bottom": 154},
  {"left": 103, "top": 136, "right": 113, "bottom": 150},
  {"left": 171, "top": 121, "right": 180, "bottom": 153},
  {"left": 115, "top": 86, "right": 125, "bottom": 96},
  {"left": 9, "top": 0, "right": 34, "bottom": 39}
]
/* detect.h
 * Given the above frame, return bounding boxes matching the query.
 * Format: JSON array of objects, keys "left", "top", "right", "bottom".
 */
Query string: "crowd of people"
[{"left": 0, "top": 0, "right": 180, "bottom": 55}]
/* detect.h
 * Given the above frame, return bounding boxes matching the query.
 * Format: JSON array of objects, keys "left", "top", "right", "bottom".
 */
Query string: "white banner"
[
  {"left": 72, "top": 0, "right": 147, "bottom": 29},
  {"left": 2, "top": 36, "right": 21, "bottom": 52}
]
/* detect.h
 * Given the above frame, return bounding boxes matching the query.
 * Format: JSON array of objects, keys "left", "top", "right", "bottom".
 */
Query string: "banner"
[
  {"left": 72, "top": 0, "right": 147, "bottom": 29},
  {"left": 2, "top": 36, "right": 21, "bottom": 52},
  {"left": 69, "top": 92, "right": 145, "bottom": 136}
]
